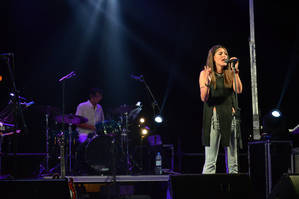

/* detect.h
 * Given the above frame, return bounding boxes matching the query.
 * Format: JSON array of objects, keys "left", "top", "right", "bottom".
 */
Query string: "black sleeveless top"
[{"left": 202, "top": 73, "right": 237, "bottom": 147}]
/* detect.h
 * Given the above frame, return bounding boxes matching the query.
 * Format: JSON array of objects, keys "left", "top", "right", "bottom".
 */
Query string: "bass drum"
[{"left": 85, "top": 135, "right": 115, "bottom": 173}]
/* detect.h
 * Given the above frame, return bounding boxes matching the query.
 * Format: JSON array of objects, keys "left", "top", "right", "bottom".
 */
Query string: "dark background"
[{"left": 0, "top": 0, "right": 298, "bottom": 173}]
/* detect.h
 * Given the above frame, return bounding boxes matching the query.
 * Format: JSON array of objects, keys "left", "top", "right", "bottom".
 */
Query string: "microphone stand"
[
  {"left": 139, "top": 76, "right": 162, "bottom": 174},
  {"left": 231, "top": 62, "right": 243, "bottom": 172},
  {"left": 139, "top": 76, "right": 162, "bottom": 122},
  {"left": 58, "top": 71, "right": 75, "bottom": 178},
  {"left": 59, "top": 80, "right": 66, "bottom": 178}
]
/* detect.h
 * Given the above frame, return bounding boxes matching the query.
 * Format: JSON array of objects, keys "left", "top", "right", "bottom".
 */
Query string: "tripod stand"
[
  {"left": 38, "top": 112, "right": 51, "bottom": 176},
  {"left": 118, "top": 111, "right": 143, "bottom": 175},
  {"left": 119, "top": 112, "right": 130, "bottom": 173}
]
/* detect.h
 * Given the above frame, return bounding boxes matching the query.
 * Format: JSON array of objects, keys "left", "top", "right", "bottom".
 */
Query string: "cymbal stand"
[
  {"left": 107, "top": 135, "right": 120, "bottom": 199},
  {"left": 38, "top": 113, "right": 50, "bottom": 176},
  {"left": 58, "top": 131, "right": 66, "bottom": 178},
  {"left": 0, "top": 133, "right": 3, "bottom": 176},
  {"left": 68, "top": 123, "right": 72, "bottom": 175},
  {"left": 120, "top": 112, "right": 130, "bottom": 174},
  {"left": 44, "top": 113, "right": 50, "bottom": 173}
]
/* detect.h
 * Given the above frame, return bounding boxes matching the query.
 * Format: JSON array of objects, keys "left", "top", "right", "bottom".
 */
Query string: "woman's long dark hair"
[{"left": 206, "top": 44, "right": 234, "bottom": 89}]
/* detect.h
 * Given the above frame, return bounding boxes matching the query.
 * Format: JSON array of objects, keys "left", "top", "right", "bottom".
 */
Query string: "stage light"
[
  {"left": 141, "top": 126, "right": 150, "bottom": 136},
  {"left": 262, "top": 109, "right": 287, "bottom": 139},
  {"left": 154, "top": 115, "right": 163, "bottom": 123},
  {"left": 139, "top": 117, "right": 145, "bottom": 124},
  {"left": 136, "top": 101, "right": 142, "bottom": 107},
  {"left": 141, "top": 129, "right": 148, "bottom": 135},
  {"left": 271, "top": 109, "right": 281, "bottom": 118}
]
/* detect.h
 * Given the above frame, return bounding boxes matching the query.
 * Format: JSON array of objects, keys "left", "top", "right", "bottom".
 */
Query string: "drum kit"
[
  {"left": 38, "top": 103, "right": 142, "bottom": 176},
  {"left": 86, "top": 104, "right": 142, "bottom": 175}
]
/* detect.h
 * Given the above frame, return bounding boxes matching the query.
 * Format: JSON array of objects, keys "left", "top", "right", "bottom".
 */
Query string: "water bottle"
[{"left": 155, "top": 152, "right": 162, "bottom": 175}]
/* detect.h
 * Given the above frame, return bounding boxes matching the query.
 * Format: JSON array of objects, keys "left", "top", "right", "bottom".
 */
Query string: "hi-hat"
[{"left": 55, "top": 114, "right": 88, "bottom": 125}]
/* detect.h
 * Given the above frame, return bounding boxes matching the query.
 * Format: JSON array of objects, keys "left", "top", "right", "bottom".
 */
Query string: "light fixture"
[
  {"left": 262, "top": 109, "right": 287, "bottom": 139},
  {"left": 139, "top": 117, "right": 145, "bottom": 124},
  {"left": 271, "top": 109, "right": 281, "bottom": 118},
  {"left": 136, "top": 101, "right": 142, "bottom": 107},
  {"left": 141, "top": 126, "right": 150, "bottom": 136},
  {"left": 154, "top": 115, "right": 163, "bottom": 123}
]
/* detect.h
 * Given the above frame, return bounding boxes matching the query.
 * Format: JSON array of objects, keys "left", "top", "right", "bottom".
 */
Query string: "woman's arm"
[
  {"left": 233, "top": 71, "right": 243, "bottom": 93},
  {"left": 199, "top": 66, "right": 212, "bottom": 102}
]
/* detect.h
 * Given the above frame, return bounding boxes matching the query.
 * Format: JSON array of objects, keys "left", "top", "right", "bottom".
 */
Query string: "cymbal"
[
  {"left": 55, "top": 114, "right": 88, "bottom": 125},
  {"left": 110, "top": 104, "right": 134, "bottom": 115}
]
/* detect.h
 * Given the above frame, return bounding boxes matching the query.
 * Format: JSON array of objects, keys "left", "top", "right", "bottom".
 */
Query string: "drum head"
[{"left": 85, "top": 136, "right": 113, "bottom": 172}]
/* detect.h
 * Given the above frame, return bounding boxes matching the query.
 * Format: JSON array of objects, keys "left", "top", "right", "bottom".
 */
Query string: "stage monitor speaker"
[
  {"left": 0, "top": 178, "right": 71, "bottom": 199},
  {"left": 248, "top": 140, "right": 293, "bottom": 198},
  {"left": 170, "top": 174, "right": 254, "bottom": 199},
  {"left": 268, "top": 174, "right": 299, "bottom": 199}
]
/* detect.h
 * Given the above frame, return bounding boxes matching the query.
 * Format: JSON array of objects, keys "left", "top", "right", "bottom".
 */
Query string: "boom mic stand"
[
  {"left": 58, "top": 71, "right": 76, "bottom": 178},
  {"left": 139, "top": 76, "right": 162, "bottom": 120},
  {"left": 136, "top": 75, "right": 163, "bottom": 174},
  {"left": 4, "top": 53, "right": 28, "bottom": 133},
  {"left": 2, "top": 53, "right": 28, "bottom": 178}
]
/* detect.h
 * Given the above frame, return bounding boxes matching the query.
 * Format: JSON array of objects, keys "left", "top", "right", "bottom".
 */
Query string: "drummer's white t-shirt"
[{"left": 75, "top": 100, "right": 104, "bottom": 142}]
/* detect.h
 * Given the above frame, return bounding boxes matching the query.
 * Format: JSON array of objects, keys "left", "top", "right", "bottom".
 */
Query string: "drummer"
[
  {"left": 75, "top": 88, "right": 105, "bottom": 144},
  {"left": 74, "top": 88, "right": 105, "bottom": 175}
]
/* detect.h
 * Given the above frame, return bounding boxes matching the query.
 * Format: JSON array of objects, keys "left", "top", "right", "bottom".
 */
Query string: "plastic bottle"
[{"left": 155, "top": 152, "right": 162, "bottom": 175}]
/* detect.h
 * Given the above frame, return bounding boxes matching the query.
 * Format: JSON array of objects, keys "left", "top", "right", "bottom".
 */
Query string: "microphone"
[
  {"left": 225, "top": 58, "right": 239, "bottom": 64},
  {"left": 59, "top": 71, "right": 76, "bottom": 82},
  {"left": 130, "top": 74, "right": 144, "bottom": 82}
]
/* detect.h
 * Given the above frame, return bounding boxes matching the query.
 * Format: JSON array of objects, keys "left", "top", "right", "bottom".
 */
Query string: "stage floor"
[{"left": 44, "top": 174, "right": 170, "bottom": 183}]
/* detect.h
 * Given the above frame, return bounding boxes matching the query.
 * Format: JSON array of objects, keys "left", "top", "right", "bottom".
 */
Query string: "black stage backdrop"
[{"left": 0, "top": 0, "right": 298, "bottom": 173}]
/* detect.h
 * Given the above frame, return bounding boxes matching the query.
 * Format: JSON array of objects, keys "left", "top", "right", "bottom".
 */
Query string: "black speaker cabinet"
[
  {"left": 248, "top": 140, "right": 293, "bottom": 199},
  {"left": 170, "top": 174, "right": 254, "bottom": 199},
  {"left": 0, "top": 179, "right": 71, "bottom": 199},
  {"left": 268, "top": 174, "right": 299, "bottom": 199}
]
